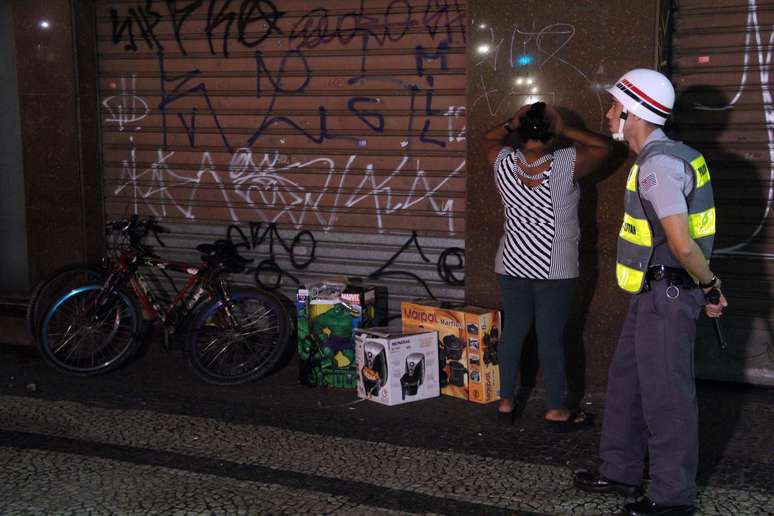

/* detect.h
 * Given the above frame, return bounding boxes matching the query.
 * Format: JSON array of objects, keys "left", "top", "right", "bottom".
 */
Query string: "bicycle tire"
[
  {"left": 38, "top": 283, "right": 142, "bottom": 376},
  {"left": 185, "top": 288, "right": 292, "bottom": 385},
  {"left": 27, "top": 264, "right": 107, "bottom": 344}
]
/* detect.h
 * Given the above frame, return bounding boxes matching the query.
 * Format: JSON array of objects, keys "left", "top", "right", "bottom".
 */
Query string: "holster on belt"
[{"left": 643, "top": 265, "right": 697, "bottom": 292}]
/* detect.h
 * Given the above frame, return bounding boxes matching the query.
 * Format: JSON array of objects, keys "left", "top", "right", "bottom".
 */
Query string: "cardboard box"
[
  {"left": 297, "top": 282, "right": 380, "bottom": 389},
  {"left": 401, "top": 300, "right": 501, "bottom": 404},
  {"left": 355, "top": 327, "right": 440, "bottom": 406}
]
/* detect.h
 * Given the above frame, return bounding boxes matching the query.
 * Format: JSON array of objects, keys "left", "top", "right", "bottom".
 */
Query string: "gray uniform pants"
[{"left": 599, "top": 279, "right": 704, "bottom": 506}]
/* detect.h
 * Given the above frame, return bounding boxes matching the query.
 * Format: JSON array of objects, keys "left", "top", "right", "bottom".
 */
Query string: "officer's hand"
[{"left": 704, "top": 288, "right": 728, "bottom": 318}]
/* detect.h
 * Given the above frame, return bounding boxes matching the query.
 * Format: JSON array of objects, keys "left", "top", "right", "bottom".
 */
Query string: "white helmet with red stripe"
[{"left": 608, "top": 68, "right": 675, "bottom": 139}]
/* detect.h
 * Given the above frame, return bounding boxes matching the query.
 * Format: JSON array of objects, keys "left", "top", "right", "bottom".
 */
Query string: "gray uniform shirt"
[{"left": 638, "top": 129, "right": 694, "bottom": 218}]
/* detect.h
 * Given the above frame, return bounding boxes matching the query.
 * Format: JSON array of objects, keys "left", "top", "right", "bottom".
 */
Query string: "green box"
[{"left": 297, "top": 282, "right": 381, "bottom": 389}]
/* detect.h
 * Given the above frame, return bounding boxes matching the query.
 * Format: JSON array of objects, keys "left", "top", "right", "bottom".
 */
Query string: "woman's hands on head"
[
  {"left": 544, "top": 105, "right": 565, "bottom": 138},
  {"left": 511, "top": 104, "right": 531, "bottom": 129}
]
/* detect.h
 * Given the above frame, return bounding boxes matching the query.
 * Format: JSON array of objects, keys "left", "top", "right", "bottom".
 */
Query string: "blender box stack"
[
  {"left": 354, "top": 327, "right": 439, "bottom": 406},
  {"left": 400, "top": 300, "right": 501, "bottom": 404},
  {"left": 296, "top": 281, "right": 382, "bottom": 389}
]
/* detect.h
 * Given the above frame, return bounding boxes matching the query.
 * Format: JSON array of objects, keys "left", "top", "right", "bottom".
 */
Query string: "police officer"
[{"left": 573, "top": 69, "right": 728, "bottom": 516}]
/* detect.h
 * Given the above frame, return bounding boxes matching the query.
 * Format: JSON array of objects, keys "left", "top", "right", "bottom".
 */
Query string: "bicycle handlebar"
[
  {"left": 105, "top": 215, "right": 167, "bottom": 249},
  {"left": 105, "top": 217, "right": 252, "bottom": 274}
]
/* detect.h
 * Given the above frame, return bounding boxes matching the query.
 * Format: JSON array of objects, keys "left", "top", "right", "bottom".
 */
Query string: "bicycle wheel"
[
  {"left": 27, "top": 264, "right": 108, "bottom": 343},
  {"left": 185, "top": 288, "right": 291, "bottom": 385},
  {"left": 38, "top": 284, "right": 142, "bottom": 376}
]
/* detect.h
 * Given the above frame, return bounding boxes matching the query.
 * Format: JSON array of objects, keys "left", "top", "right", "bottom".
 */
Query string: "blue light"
[{"left": 516, "top": 55, "right": 533, "bottom": 66}]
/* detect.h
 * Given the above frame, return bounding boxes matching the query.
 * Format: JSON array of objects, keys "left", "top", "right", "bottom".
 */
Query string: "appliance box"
[
  {"left": 296, "top": 282, "right": 380, "bottom": 389},
  {"left": 355, "top": 327, "right": 440, "bottom": 406},
  {"left": 400, "top": 300, "right": 501, "bottom": 404}
]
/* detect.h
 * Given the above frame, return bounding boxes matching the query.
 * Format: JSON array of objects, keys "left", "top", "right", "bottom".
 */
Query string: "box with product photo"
[
  {"left": 401, "top": 300, "right": 501, "bottom": 404},
  {"left": 354, "top": 327, "right": 440, "bottom": 406},
  {"left": 296, "top": 281, "right": 383, "bottom": 389}
]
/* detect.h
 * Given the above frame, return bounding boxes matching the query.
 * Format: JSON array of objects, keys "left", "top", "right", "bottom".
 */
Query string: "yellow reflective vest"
[{"left": 616, "top": 141, "right": 715, "bottom": 294}]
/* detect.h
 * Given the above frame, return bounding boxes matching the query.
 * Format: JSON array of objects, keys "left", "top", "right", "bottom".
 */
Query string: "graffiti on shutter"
[{"left": 97, "top": 0, "right": 468, "bottom": 309}]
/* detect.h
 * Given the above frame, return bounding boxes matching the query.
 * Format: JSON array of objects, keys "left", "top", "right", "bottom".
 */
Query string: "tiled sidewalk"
[{"left": 1, "top": 342, "right": 772, "bottom": 515}]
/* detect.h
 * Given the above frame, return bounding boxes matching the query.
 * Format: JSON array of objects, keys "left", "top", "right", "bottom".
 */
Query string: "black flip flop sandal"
[
  {"left": 496, "top": 398, "right": 521, "bottom": 426},
  {"left": 497, "top": 407, "right": 519, "bottom": 426},
  {"left": 546, "top": 410, "right": 595, "bottom": 432}
]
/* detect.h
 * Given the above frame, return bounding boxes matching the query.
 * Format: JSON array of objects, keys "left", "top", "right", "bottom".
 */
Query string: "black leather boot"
[
  {"left": 623, "top": 497, "right": 695, "bottom": 515},
  {"left": 573, "top": 469, "right": 643, "bottom": 497}
]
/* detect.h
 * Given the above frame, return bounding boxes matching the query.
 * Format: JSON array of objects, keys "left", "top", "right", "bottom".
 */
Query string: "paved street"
[{"left": 0, "top": 342, "right": 772, "bottom": 515}]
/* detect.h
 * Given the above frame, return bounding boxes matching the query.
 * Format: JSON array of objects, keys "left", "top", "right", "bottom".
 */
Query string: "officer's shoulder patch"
[{"left": 639, "top": 172, "right": 659, "bottom": 193}]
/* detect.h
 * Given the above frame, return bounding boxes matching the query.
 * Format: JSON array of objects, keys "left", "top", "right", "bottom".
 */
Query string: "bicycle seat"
[
  {"left": 196, "top": 243, "right": 216, "bottom": 255},
  {"left": 196, "top": 240, "right": 252, "bottom": 273}
]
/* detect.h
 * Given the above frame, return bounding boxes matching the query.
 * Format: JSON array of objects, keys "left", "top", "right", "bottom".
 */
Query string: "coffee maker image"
[
  {"left": 361, "top": 340, "right": 388, "bottom": 396},
  {"left": 448, "top": 360, "right": 467, "bottom": 387},
  {"left": 442, "top": 334, "right": 465, "bottom": 360},
  {"left": 400, "top": 352, "right": 425, "bottom": 400}
]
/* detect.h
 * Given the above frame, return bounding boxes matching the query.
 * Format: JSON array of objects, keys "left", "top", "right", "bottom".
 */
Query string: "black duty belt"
[{"left": 643, "top": 265, "right": 697, "bottom": 291}]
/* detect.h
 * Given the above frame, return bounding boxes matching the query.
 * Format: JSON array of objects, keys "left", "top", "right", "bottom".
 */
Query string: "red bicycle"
[{"left": 30, "top": 216, "right": 292, "bottom": 385}]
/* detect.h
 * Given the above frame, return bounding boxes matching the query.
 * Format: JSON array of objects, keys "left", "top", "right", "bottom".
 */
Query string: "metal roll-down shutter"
[
  {"left": 95, "top": 0, "right": 468, "bottom": 312},
  {"left": 671, "top": 0, "right": 774, "bottom": 385}
]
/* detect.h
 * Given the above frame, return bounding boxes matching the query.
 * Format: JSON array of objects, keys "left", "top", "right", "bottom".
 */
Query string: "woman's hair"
[{"left": 517, "top": 102, "right": 553, "bottom": 143}]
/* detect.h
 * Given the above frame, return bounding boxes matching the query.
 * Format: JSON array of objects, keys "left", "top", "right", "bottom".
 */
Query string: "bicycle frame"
[{"left": 109, "top": 247, "right": 221, "bottom": 328}]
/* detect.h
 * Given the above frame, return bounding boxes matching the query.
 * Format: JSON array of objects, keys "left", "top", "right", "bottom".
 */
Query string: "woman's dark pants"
[{"left": 497, "top": 274, "right": 578, "bottom": 410}]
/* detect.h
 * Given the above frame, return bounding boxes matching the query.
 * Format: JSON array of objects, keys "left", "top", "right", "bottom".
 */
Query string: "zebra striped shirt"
[{"left": 494, "top": 146, "right": 580, "bottom": 280}]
